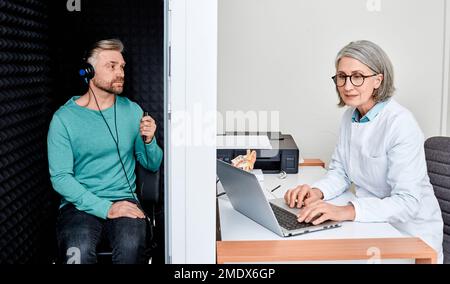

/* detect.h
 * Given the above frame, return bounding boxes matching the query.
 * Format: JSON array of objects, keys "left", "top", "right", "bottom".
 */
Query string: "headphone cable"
[{"left": 89, "top": 86, "right": 148, "bottom": 219}]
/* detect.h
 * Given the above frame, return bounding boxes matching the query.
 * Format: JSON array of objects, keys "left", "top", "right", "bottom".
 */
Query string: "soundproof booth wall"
[{"left": 0, "top": 0, "right": 165, "bottom": 263}]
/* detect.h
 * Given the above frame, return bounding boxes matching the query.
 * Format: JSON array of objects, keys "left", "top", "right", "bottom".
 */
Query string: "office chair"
[
  {"left": 96, "top": 163, "right": 160, "bottom": 263},
  {"left": 424, "top": 136, "right": 450, "bottom": 264}
]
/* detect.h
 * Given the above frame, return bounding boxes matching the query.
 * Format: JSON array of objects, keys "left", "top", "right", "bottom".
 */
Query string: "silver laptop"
[{"left": 217, "top": 159, "right": 341, "bottom": 237}]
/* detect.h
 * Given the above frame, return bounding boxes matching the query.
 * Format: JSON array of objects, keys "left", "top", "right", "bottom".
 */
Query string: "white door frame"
[
  {"left": 443, "top": 0, "right": 450, "bottom": 135},
  {"left": 165, "top": 0, "right": 218, "bottom": 263}
]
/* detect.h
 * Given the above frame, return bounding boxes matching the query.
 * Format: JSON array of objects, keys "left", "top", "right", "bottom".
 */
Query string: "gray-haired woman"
[{"left": 285, "top": 40, "right": 444, "bottom": 263}]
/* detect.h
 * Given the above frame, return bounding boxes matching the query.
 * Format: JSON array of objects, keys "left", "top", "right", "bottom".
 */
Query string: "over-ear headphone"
[
  {"left": 79, "top": 45, "right": 95, "bottom": 84},
  {"left": 79, "top": 61, "right": 95, "bottom": 84}
]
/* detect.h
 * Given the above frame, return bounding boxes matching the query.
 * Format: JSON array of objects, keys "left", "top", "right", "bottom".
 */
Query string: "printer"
[{"left": 217, "top": 132, "right": 300, "bottom": 174}]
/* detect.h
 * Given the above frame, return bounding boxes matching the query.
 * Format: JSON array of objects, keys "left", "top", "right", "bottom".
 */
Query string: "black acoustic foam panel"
[{"left": 0, "top": 0, "right": 55, "bottom": 263}]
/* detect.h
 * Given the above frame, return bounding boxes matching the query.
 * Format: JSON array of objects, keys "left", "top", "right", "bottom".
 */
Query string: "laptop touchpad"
[{"left": 269, "top": 198, "right": 301, "bottom": 215}]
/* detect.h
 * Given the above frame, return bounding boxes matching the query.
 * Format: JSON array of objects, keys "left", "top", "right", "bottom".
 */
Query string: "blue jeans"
[{"left": 56, "top": 202, "right": 147, "bottom": 264}]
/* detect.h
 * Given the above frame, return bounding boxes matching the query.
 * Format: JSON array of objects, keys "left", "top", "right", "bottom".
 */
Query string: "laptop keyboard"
[{"left": 270, "top": 203, "right": 310, "bottom": 230}]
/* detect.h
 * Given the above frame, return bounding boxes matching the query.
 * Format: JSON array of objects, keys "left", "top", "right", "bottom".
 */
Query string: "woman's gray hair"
[
  {"left": 86, "top": 39, "right": 124, "bottom": 67},
  {"left": 335, "top": 40, "right": 395, "bottom": 107}
]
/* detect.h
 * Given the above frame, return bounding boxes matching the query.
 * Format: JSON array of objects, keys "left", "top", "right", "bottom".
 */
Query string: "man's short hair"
[{"left": 86, "top": 39, "right": 124, "bottom": 67}]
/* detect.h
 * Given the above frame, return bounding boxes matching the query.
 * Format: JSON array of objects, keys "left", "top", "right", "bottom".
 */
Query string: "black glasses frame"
[{"left": 332, "top": 73, "right": 378, "bottom": 87}]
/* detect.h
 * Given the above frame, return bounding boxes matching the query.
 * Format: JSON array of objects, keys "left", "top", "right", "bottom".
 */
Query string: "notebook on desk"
[{"left": 216, "top": 159, "right": 341, "bottom": 237}]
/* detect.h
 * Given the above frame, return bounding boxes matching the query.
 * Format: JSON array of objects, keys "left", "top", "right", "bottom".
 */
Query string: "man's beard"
[{"left": 93, "top": 78, "right": 124, "bottom": 95}]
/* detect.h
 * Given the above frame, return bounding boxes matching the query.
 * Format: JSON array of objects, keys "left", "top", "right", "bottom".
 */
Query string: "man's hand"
[
  {"left": 296, "top": 200, "right": 355, "bottom": 225},
  {"left": 107, "top": 201, "right": 145, "bottom": 219},
  {"left": 140, "top": 114, "right": 157, "bottom": 144},
  {"left": 284, "top": 184, "right": 324, "bottom": 208}
]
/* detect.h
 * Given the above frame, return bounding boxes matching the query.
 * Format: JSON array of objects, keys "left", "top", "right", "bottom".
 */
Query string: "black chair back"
[{"left": 424, "top": 136, "right": 450, "bottom": 263}]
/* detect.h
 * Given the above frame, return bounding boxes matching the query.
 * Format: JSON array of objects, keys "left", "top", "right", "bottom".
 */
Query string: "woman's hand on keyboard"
[
  {"left": 284, "top": 184, "right": 323, "bottom": 209},
  {"left": 296, "top": 200, "right": 355, "bottom": 225}
]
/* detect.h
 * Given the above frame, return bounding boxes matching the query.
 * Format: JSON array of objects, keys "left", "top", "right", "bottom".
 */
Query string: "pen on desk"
[{"left": 270, "top": 185, "right": 281, "bottom": 192}]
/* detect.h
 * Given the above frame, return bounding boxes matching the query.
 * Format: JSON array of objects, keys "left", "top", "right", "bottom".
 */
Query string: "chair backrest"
[
  {"left": 424, "top": 136, "right": 450, "bottom": 263},
  {"left": 135, "top": 164, "right": 160, "bottom": 205}
]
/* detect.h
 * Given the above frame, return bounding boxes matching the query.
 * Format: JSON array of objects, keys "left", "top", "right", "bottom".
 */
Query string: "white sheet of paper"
[{"left": 216, "top": 135, "right": 272, "bottom": 149}]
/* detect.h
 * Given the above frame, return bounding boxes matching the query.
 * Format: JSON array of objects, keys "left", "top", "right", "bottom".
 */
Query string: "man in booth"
[{"left": 47, "top": 39, "right": 162, "bottom": 264}]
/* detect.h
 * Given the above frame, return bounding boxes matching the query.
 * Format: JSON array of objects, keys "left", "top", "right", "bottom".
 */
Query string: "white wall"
[{"left": 218, "top": 0, "right": 449, "bottom": 163}]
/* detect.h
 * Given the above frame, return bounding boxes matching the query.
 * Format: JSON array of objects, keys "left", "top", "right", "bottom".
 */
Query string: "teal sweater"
[{"left": 47, "top": 96, "right": 163, "bottom": 219}]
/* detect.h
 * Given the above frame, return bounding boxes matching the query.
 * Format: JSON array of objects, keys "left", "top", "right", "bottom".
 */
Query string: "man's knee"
[
  {"left": 112, "top": 236, "right": 147, "bottom": 264},
  {"left": 109, "top": 218, "right": 147, "bottom": 264}
]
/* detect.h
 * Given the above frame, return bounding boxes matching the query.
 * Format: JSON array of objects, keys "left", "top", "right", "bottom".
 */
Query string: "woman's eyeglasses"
[{"left": 332, "top": 73, "right": 378, "bottom": 87}]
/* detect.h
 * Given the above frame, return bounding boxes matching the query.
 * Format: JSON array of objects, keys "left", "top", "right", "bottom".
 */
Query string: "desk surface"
[
  {"left": 217, "top": 166, "right": 437, "bottom": 264},
  {"left": 219, "top": 197, "right": 405, "bottom": 241},
  {"left": 218, "top": 167, "right": 404, "bottom": 241}
]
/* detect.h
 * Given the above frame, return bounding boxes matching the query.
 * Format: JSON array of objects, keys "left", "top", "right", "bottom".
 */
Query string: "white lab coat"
[{"left": 312, "top": 99, "right": 444, "bottom": 263}]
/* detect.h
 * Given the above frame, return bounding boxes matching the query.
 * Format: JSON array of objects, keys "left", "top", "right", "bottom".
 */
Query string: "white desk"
[{"left": 216, "top": 166, "right": 437, "bottom": 264}]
